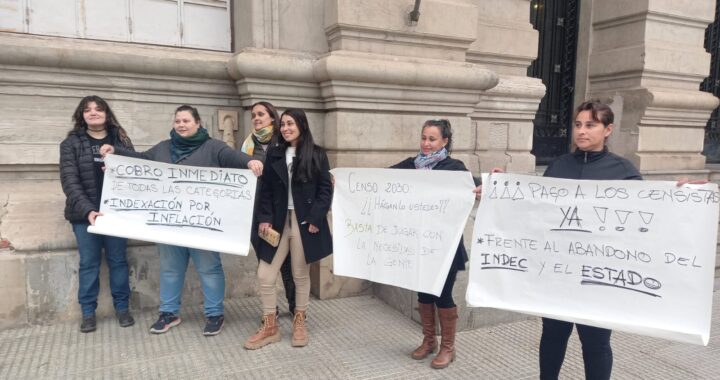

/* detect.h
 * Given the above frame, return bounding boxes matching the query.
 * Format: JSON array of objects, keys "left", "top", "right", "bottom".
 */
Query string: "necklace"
[{"left": 87, "top": 128, "right": 108, "bottom": 139}]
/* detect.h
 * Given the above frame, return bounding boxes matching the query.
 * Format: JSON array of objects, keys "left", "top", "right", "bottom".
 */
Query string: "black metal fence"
[
  {"left": 701, "top": 0, "right": 720, "bottom": 163},
  {"left": 528, "top": 0, "right": 580, "bottom": 165}
]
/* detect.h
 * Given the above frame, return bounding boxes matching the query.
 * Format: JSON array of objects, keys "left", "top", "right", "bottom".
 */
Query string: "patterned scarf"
[
  {"left": 413, "top": 147, "right": 448, "bottom": 170},
  {"left": 170, "top": 127, "right": 209, "bottom": 163},
  {"left": 240, "top": 124, "right": 274, "bottom": 156}
]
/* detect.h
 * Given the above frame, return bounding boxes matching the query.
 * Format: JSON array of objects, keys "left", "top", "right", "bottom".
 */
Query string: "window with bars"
[{"left": 0, "top": 0, "right": 231, "bottom": 51}]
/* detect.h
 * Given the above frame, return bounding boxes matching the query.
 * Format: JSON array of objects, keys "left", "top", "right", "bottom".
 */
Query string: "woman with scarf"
[
  {"left": 60, "top": 95, "right": 135, "bottom": 333},
  {"left": 101, "top": 105, "right": 263, "bottom": 336},
  {"left": 243, "top": 108, "right": 332, "bottom": 350},
  {"left": 390, "top": 119, "right": 479, "bottom": 369},
  {"left": 242, "top": 101, "right": 297, "bottom": 316}
]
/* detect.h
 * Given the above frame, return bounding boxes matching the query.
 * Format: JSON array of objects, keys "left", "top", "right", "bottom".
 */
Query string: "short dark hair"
[
  {"left": 175, "top": 105, "right": 202, "bottom": 125},
  {"left": 575, "top": 100, "right": 614, "bottom": 127},
  {"left": 422, "top": 119, "right": 453, "bottom": 153}
]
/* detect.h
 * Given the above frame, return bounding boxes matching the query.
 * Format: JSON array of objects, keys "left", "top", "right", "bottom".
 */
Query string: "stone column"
[
  {"left": 587, "top": 0, "right": 719, "bottom": 176},
  {"left": 229, "top": 0, "right": 499, "bottom": 301},
  {"left": 468, "top": 0, "right": 545, "bottom": 173}
]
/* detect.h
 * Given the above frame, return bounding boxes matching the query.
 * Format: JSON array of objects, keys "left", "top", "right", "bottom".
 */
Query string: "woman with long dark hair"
[
  {"left": 244, "top": 108, "right": 333, "bottom": 350},
  {"left": 101, "top": 104, "right": 263, "bottom": 336},
  {"left": 390, "top": 119, "right": 473, "bottom": 369},
  {"left": 60, "top": 95, "right": 135, "bottom": 333},
  {"left": 243, "top": 101, "right": 297, "bottom": 316}
]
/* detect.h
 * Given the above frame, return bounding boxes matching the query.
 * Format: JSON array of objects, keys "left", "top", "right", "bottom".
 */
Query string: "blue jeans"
[
  {"left": 157, "top": 244, "right": 225, "bottom": 317},
  {"left": 72, "top": 223, "right": 131, "bottom": 317}
]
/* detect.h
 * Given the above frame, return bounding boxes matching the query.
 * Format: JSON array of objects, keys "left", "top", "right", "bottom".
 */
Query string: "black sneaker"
[
  {"left": 80, "top": 314, "right": 96, "bottom": 333},
  {"left": 203, "top": 315, "right": 224, "bottom": 336},
  {"left": 150, "top": 312, "right": 181, "bottom": 334},
  {"left": 116, "top": 310, "right": 135, "bottom": 328}
]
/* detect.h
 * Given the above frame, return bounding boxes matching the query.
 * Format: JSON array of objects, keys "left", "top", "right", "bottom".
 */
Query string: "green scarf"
[
  {"left": 170, "top": 127, "right": 210, "bottom": 163},
  {"left": 240, "top": 124, "right": 274, "bottom": 156}
]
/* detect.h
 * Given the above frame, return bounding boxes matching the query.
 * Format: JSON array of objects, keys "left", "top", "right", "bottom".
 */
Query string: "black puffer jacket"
[
  {"left": 60, "top": 127, "right": 134, "bottom": 223},
  {"left": 543, "top": 147, "right": 642, "bottom": 180}
]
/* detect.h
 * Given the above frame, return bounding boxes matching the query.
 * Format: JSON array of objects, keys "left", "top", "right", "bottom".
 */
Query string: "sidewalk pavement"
[{"left": 1, "top": 291, "right": 719, "bottom": 379}]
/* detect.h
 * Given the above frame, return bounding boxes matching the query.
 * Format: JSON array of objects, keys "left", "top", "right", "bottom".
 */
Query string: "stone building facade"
[{"left": 0, "top": 0, "right": 717, "bottom": 329}]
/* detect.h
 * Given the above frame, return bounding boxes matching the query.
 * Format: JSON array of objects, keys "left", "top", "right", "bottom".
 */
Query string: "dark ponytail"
[{"left": 422, "top": 119, "right": 453, "bottom": 153}]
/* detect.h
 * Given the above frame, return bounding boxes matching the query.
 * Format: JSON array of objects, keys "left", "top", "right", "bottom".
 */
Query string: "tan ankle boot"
[
  {"left": 244, "top": 313, "right": 281, "bottom": 350},
  {"left": 431, "top": 307, "right": 457, "bottom": 369},
  {"left": 291, "top": 310, "right": 308, "bottom": 347},
  {"left": 411, "top": 303, "right": 437, "bottom": 360}
]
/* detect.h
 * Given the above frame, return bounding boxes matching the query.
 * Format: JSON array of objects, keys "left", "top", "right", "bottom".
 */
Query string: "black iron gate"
[
  {"left": 528, "top": 0, "right": 580, "bottom": 165},
  {"left": 701, "top": 0, "right": 720, "bottom": 163}
]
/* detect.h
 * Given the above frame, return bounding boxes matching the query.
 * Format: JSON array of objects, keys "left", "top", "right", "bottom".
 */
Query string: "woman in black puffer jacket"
[
  {"left": 60, "top": 95, "right": 135, "bottom": 333},
  {"left": 539, "top": 100, "right": 641, "bottom": 380}
]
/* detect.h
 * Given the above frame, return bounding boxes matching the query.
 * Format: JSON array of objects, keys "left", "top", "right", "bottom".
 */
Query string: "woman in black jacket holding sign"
[
  {"left": 244, "top": 108, "right": 333, "bottom": 350},
  {"left": 539, "top": 101, "right": 641, "bottom": 380},
  {"left": 390, "top": 119, "right": 477, "bottom": 369},
  {"left": 60, "top": 95, "right": 135, "bottom": 333}
]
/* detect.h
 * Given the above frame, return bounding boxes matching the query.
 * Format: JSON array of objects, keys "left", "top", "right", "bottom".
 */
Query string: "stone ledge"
[
  {"left": 0, "top": 245, "right": 260, "bottom": 329},
  {"left": 229, "top": 48, "right": 499, "bottom": 91},
  {"left": 325, "top": 23, "right": 474, "bottom": 61},
  {"left": 0, "top": 33, "right": 232, "bottom": 79}
]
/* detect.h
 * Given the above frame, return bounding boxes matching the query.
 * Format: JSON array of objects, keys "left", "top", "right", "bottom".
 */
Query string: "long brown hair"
[
  {"left": 70, "top": 95, "right": 131, "bottom": 146},
  {"left": 251, "top": 101, "right": 280, "bottom": 135}
]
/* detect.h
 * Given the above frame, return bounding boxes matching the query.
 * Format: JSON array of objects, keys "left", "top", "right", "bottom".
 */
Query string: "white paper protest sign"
[
  {"left": 88, "top": 154, "right": 257, "bottom": 255},
  {"left": 467, "top": 173, "right": 719, "bottom": 345},
  {"left": 331, "top": 168, "right": 476, "bottom": 296}
]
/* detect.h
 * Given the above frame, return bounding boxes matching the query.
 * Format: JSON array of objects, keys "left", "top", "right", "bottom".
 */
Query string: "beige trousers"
[{"left": 257, "top": 210, "right": 310, "bottom": 315}]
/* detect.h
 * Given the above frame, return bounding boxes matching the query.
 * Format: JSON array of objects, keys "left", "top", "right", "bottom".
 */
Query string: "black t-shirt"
[{"left": 87, "top": 133, "right": 114, "bottom": 206}]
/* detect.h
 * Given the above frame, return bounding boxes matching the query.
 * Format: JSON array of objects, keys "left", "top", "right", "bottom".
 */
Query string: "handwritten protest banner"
[
  {"left": 331, "top": 168, "right": 476, "bottom": 296},
  {"left": 88, "top": 154, "right": 257, "bottom": 255},
  {"left": 467, "top": 173, "right": 719, "bottom": 345}
]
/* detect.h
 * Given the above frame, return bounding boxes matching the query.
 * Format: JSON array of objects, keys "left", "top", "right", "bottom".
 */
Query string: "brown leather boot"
[
  {"left": 244, "top": 313, "right": 281, "bottom": 350},
  {"left": 291, "top": 310, "right": 308, "bottom": 347},
  {"left": 411, "top": 303, "right": 437, "bottom": 360},
  {"left": 431, "top": 307, "right": 458, "bottom": 369}
]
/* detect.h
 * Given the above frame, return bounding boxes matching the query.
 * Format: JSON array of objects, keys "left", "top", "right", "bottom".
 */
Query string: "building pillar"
[
  {"left": 587, "top": 0, "right": 719, "bottom": 175},
  {"left": 468, "top": 0, "right": 545, "bottom": 173},
  {"left": 228, "top": 0, "right": 498, "bottom": 300}
]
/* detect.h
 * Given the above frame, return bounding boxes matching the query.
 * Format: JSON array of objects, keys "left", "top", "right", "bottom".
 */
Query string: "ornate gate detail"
[
  {"left": 701, "top": 0, "right": 720, "bottom": 163},
  {"left": 528, "top": 0, "right": 580, "bottom": 165}
]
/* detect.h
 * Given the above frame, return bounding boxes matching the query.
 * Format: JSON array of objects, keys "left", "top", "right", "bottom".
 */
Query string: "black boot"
[
  {"left": 280, "top": 255, "right": 296, "bottom": 314},
  {"left": 80, "top": 314, "right": 96, "bottom": 333}
]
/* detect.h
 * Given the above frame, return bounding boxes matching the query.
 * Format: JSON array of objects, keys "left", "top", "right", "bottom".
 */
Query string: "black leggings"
[
  {"left": 539, "top": 318, "right": 613, "bottom": 380},
  {"left": 417, "top": 267, "right": 458, "bottom": 309}
]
